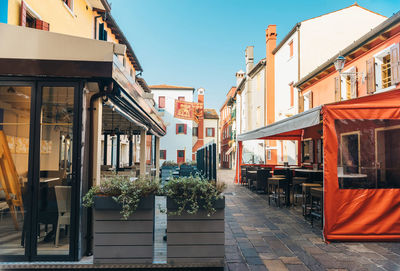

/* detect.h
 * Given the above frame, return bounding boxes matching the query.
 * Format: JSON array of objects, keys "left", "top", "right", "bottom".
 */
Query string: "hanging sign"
[{"left": 174, "top": 100, "right": 203, "bottom": 123}]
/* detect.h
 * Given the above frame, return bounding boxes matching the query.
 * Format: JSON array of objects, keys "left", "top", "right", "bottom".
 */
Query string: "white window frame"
[
  {"left": 340, "top": 66, "right": 356, "bottom": 101},
  {"left": 303, "top": 90, "right": 311, "bottom": 111},
  {"left": 374, "top": 45, "right": 397, "bottom": 93}
]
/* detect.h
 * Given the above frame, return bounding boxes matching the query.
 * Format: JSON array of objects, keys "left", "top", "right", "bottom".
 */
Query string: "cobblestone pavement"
[{"left": 219, "top": 169, "right": 400, "bottom": 271}]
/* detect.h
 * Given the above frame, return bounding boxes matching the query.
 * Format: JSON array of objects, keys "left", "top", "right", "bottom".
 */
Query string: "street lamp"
[
  {"left": 334, "top": 55, "right": 364, "bottom": 80},
  {"left": 334, "top": 56, "right": 346, "bottom": 73}
]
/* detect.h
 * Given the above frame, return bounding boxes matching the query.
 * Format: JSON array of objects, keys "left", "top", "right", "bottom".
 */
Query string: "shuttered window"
[
  {"left": 381, "top": 54, "right": 391, "bottom": 89},
  {"left": 366, "top": 57, "right": 376, "bottom": 94},
  {"left": 289, "top": 83, "right": 294, "bottom": 107},
  {"left": 298, "top": 92, "right": 304, "bottom": 113},
  {"left": 176, "top": 124, "right": 186, "bottom": 135},
  {"left": 390, "top": 43, "right": 400, "bottom": 85},
  {"left": 160, "top": 150, "right": 166, "bottom": 160},
  {"left": 158, "top": 96, "right": 165, "bottom": 108},
  {"left": 334, "top": 76, "right": 341, "bottom": 101},
  {"left": 206, "top": 128, "right": 215, "bottom": 137},
  {"left": 62, "top": 0, "right": 73, "bottom": 9},
  {"left": 178, "top": 96, "right": 185, "bottom": 101},
  {"left": 20, "top": 1, "right": 50, "bottom": 31}
]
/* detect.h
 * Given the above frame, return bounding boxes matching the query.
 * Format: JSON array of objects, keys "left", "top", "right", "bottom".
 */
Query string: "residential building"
[
  {"left": 0, "top": 0, "right": 166, "bottom": 262},
  {"left": 220, "top": 87, "right": 236, "bottom": 168},
  {"left": 150, "top": 84, "right": 195, "bottom": 164},
  {"left": 295, "top": 11, "right": 400, "bottom": 110},
  {"left": 266, "top": 4, "right": 387, "bottom": 165},
  {"left": 203, "top": 108, "right": 219, "bottom": 156},
  {"left": 233, "top": 47, "right": 266, "bottom": 164}
]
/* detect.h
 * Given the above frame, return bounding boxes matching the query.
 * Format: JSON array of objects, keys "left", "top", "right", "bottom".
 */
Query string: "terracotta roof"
[
  {"left": 204, "top": 109, "right": 219, "bottom": 119},
  {"left": 149, "top": 84, "right": 195, "bottom": 90}
]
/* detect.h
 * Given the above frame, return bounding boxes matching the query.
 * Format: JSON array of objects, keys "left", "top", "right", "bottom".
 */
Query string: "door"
[
  {"left": 177, "top": 150, "right": 185, "bottom": 164},
  {"left": 32, "top": 83, "right": 81, "bottom": 260},
  {"left": 0, "top": 81, "right": 81, "bottom": 261},
  {"left": 0, "top": 83, "right": 33, "bottom": 261}
]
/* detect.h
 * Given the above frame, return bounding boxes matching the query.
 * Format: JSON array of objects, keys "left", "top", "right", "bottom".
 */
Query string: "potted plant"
[
  {"left": 163, "top": 176, "right": 226, "bottom": 266},
  {"left": 83, "top": 176, "right": 160, "bottom": 264}
]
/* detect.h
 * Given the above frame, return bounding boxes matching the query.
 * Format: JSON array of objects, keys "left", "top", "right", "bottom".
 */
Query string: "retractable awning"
[{"left": 237, "top": 106, "right": 322, "bottom": 141}]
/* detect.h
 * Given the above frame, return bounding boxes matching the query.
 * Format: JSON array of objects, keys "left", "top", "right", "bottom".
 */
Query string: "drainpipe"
[{"left": 86, "top": 81, "right": 113, "bottom": 256}]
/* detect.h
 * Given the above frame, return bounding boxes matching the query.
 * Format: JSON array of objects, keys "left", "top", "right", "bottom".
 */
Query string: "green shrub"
[
  {"left": 83, "top": 175, "right": 160, "bottom": 220},
  {"left": 163, "top": 176, "right": 226, "bottom": 216}
]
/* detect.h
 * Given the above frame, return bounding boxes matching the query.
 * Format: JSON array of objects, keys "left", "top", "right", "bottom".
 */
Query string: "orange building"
[
  {"left": 219, "top": 87, "right": 236, "bottom": 168},
  {"left": 295, "top": 12, "right": 400, "bottom": 110}
]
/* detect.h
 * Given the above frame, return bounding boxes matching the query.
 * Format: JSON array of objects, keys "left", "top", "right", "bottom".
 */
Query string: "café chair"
[
  {"left": 55, "top": 186, "right": 71, "bottom": 247},
  {"left": 255, "top": 168, "right": 271, "bottom": 194}
]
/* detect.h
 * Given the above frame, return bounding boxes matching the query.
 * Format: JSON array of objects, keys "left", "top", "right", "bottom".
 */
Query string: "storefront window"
[
  {"left": 336, "top": 119, "right": 400, "bottom": 189},
  {"left": 0, "top": 85, "right": 31, "bottom": 256}
]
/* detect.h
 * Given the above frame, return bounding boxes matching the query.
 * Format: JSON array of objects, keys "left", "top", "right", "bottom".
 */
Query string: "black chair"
[
  {"left": 255, "top": 168, "right": 271, "bottom": 193},
  {"left": 246, "top": 166, "right": 258, "bottom": 190},
  {"left": 240, "top": 166, "right": 248, "bottom": 186}
]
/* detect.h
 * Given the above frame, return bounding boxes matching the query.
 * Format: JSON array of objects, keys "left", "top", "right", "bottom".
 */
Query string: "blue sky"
[{"left": 108, "top": 0, "right": 398, "bottom": 111}]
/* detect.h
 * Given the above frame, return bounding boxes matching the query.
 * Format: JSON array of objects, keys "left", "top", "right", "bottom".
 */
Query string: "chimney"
[
  {"left": 245, "top": 46, "right": 254, "bottom": 75},
  {"left": 235, "top": 70, "right": 245, "bottom": 87},
  {"left": 265, "top": 25, "right": 277, "bottom": 126}
]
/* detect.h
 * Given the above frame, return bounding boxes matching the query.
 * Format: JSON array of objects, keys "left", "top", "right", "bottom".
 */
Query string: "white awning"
[{"left": 237, "top": 106, "right": 322, "bottom": 141}]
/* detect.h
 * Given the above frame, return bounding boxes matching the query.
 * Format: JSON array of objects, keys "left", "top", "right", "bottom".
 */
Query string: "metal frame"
[{"left": 0, "top": 78, "right": 83, "bottom": 262}]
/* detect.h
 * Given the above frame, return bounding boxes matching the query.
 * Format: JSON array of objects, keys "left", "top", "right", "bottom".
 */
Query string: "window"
[
  {"left": 303, "top": 91, "right": 312, "bottom": 111},
  {"left": 193, "top": 127, "right": 198, "bottom": 136},
  {"left": 62, "top": 0, "right": 73, "bottom": 10},
  {"left": 177, "top": 150, "right": 185, "bottom": 158},
  {"left": 206, "top": 128, "right": 215, "bottom": 137},
  {"left": 130, "top": 69, "right": 133, "bottom": 77},
  {"left": 336, "top": 119, "right": 400, "bottom": 189},
  {"left": 123, "top": 57, "right": 126, "bottom": 68},
  {"left": 267, "top": 149, "right": 271, "bottom": 160},
  {"left": 158, "top": 96, "right": 165, "bottom": 108},
  {"left": 302, "top": 139, "right": 313, "bottom": 163},
  {"left": 176, "top": 124, "right": 187, "bottom": 134},
  {"left": 290, "top": 83, "right": 294, "bottom": 107},
  {"left": 381, "top": 54, "right": 391, "bottom": 88},
  {"left": 345, "top": 75, "right": 351, "bottom": 100},
  {"left": 98, "top": 23, "right": 108, "bottom": 41},
  {"left": 160, "top": 150, "right": 166, "bottom": 160},
  {"left": 340, "top": 132, "right": 360, "bottom": 174},
  {"left": 20, "top": 1, "right": 50, "bottom": 31},
  {"left": 178, "top": 96, "right": 185, "bottom": 101},
  {"left": 289, "top": 40, "right": 293, "bottom": 58}
]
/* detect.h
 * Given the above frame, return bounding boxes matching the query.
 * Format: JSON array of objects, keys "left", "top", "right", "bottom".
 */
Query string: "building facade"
[
  {"left": 150, "top": 84, "right": 194, "bottom": 164},
  {"left": 220, "top": 87, "right": 236, "bottom": 168},
  {"left": 266, "top": 4, "right": 387, "bottom": 165}
]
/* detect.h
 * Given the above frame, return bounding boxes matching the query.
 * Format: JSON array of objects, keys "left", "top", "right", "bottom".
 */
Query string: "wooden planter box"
[
  {"left": 167, "top": 197, "right": 225, "bottom": 266},
  {"left": 93, "top": 195, "right": 154, "bottom": 264}
]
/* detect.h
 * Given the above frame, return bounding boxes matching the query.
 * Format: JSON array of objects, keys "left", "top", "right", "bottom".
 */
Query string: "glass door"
[
  {"left": 32, "top": 83, "right": 80, "bottom": 260},
  {"left": 0, "top": 84, "right": 33, "bottom": 260}
]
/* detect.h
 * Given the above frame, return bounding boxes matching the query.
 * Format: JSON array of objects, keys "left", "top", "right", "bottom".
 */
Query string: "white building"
[
  {"left": 150, "top": 84, "right": 194, "bottom": 164},
  {"left": 235, "top": 47, "right": 266, "bottom": 164},
  {"left": 272, "top": 3, "right": 387, "bottom": 164}
]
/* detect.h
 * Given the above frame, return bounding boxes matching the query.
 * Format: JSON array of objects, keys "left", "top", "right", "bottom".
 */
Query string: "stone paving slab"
[{"left": 219, "top": 169, "right": 400, "bottom": 271}]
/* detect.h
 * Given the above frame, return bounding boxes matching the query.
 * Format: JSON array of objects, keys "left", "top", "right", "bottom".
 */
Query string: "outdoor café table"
[
  {"left": 338, "top": 173, "right": 368, "bottom": 188},
  {"left": 268, "top": 177, "right": 289, "bottom": 207},
  {"left": 310, "top": 187, "right": 323, "bottom": 227},
  {"left": 301, "top": 183, "right": 322, "bottom": 217}
]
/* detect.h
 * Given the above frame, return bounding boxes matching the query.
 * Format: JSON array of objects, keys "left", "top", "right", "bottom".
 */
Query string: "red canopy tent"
[{"left": 236, "top": 88, "right": 400, "bottom": 241}]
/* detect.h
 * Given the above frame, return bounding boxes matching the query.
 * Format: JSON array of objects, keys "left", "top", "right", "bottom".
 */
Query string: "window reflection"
[{"left": 336, "top": 119, "right": 400, "bottom": 189}]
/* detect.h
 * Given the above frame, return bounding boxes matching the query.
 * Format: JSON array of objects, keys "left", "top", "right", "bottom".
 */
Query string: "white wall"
[
  {"left": 152, "top": 88, "right": 193, "bottom": 164},
  {"left": 300, "top": 5, "right": 386, "bottom": 78},
  {"left": 249, "top": 68, "right": 265, "bottom": 129}
]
